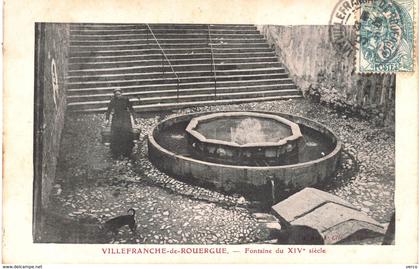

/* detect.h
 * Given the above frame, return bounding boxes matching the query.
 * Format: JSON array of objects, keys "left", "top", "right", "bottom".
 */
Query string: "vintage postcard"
[{"left": 2, "top": 0, "right": 419, "bottom": 265}]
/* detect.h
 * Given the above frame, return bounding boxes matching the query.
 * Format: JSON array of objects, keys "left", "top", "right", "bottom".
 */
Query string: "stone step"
[
  {"left": 69, "top": 56, "right": 279, "bottom": 69},
  {"left": 155, "top": 24, "right": 256, "bottom": 30},
  {"left": 70, "top": 24, "right": 144, "bottom": 31},
  {"left": 67, "top": 87, "right": 299, "bottom": 104},
  {"left": 69, "top": 51, "right": 276, "bottom": 62},
  {"left": 69, "top": 78, "right": 295, "bottom": 92},
  {"left": 69, "top": 47, "right": 274, "bottom": 56},
  {"left": 67, "top": 72, "right": 290, "bottom": 88},
  {"left": 70, "top": 29, "right": 260, "bottom": 36},
  {"left": 70, "top": 28, "right": 259, "bottom": 35},
  {"left": 67, "top": 82, "right": 298, "bottom": 100},
  {"left": 69, "top": 57, "right": 278, "bottom": 71},
  {"left": 69, "top": 42, "right": 269, "bottom": 51},
  {"left": 68, "top": 62, "right": 282, "bottom": 76},
  {"left": 70, "top": 23, "right": 256, "bottom": 29},
  {"left": 67, "top": 91, "right": 301, "bottom": 112},
  {"left": 67, "top": 75, "right": 292, "bottom": 90},
  {"left": 70, "top": 24, "right": 257, "bottom": 31},
  {"left": 70, "top": 95, "right": 302, "bottom": 113},
  {"left": 67, "top": 67, "right": 287, "bottom": 82},
  {"left": 70, "top": 37, "right": 267, "bottom": 45},
  {"left": 135, "top": 89, "right": 300, "bottom": 106},
  {"left": 154, "top": 24, "right": 256, "bottom": 30},
  {"left": 70, "top": 33, "right": 264, "bottom": 40}
]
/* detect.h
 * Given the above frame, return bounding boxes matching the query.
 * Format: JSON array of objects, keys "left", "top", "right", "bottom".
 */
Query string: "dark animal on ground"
[
  {"left": 102, "top": 208, "right": 136, "bottom": 235},
  {"left": 271, "top": 224, "right": 325, "bottom": 245}
]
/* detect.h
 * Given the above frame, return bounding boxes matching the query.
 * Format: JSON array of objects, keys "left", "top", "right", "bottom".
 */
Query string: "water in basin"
[{"left": 195, "top": 116, "right": 292, "bottom": 145}]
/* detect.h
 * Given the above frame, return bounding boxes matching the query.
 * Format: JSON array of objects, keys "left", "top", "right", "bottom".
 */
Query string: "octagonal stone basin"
[
  {"left": 148, "top": 111, "right": 342, "bottom": 202},
  {"left": 185, "top": 112, "right": 305, "bottom": 165}
]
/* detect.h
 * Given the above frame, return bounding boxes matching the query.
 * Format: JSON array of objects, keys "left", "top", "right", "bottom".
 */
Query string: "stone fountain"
[{"left": 148, "top": 111, "right": 342, "bottom": 201}]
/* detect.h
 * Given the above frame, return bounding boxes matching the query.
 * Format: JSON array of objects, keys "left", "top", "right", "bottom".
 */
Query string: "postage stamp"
[{"left": 357, "top": 0, "right": 415, "bottom": 73}]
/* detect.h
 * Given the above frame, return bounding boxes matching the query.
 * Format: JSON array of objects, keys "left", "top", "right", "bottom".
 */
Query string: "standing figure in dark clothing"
[{"left": 105, "top": 88, "right": 135, "bottom": 158}]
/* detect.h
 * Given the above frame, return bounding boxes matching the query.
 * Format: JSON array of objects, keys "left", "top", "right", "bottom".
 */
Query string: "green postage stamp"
[{"left": 357, "top": 0, "right": 415, "bottom": 73}]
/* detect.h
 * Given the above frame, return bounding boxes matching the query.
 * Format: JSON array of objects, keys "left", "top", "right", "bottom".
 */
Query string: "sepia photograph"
[
  {"left": 34, "top": 22, "right": 396, "bottom": 245},
  {"left": 2, "top": 0, "right": 418, "bottom": 265}
]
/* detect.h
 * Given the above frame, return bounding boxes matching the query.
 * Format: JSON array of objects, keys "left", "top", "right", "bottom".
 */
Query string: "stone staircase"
[{"left": 66, "top": 23, "right": 301, "bottom": 113}]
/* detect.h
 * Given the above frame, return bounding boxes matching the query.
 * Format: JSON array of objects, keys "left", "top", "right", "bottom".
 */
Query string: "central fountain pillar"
[{"left": 185, "top": 112, "right": 305, "bottom": 166}]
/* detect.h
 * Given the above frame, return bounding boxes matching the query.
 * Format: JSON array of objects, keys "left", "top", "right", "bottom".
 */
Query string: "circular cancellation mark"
[{"left": 329, "top": 0, "right": 371, "bottom": 56}]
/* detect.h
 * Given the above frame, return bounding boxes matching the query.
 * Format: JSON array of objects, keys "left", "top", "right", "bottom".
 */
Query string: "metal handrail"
[
  {"left": 146, "top": 24, "right": 181, "bottom": 99},
  {"left": 207, "top": 25, "right": 217, "bottom": 98}
]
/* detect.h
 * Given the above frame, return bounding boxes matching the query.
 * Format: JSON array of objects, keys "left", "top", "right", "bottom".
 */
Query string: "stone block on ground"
[
  {"left": 271, "top": 187, "right": 356, "bottom": 222},
  {"left": 271, "top": 187, "right": 385, "bottom": 244}
]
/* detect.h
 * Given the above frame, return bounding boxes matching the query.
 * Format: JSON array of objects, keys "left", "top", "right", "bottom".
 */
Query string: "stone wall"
[
  {"left": 257, "top": 25, "right": 395, "bottom": 128},
  {"left": 34, "top": 23, "right": 69, "bottom": 241}
]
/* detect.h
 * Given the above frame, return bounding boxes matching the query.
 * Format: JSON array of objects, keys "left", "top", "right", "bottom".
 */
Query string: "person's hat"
[{"left": 113, "top": 88, "right": 122, "bottom": 93}]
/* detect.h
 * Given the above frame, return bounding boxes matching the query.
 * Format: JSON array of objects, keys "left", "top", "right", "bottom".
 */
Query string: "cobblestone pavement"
[{"left": 49, "top": 99, "right": 394, "bottom": 244}]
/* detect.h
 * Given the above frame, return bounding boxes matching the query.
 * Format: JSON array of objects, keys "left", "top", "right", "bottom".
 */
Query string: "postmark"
[
  {"left": 329, "top": 0, "right": 370, "bottom": 57},
  {"left": 357, "top": 0, "right": 415, "bottom": 72}
]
